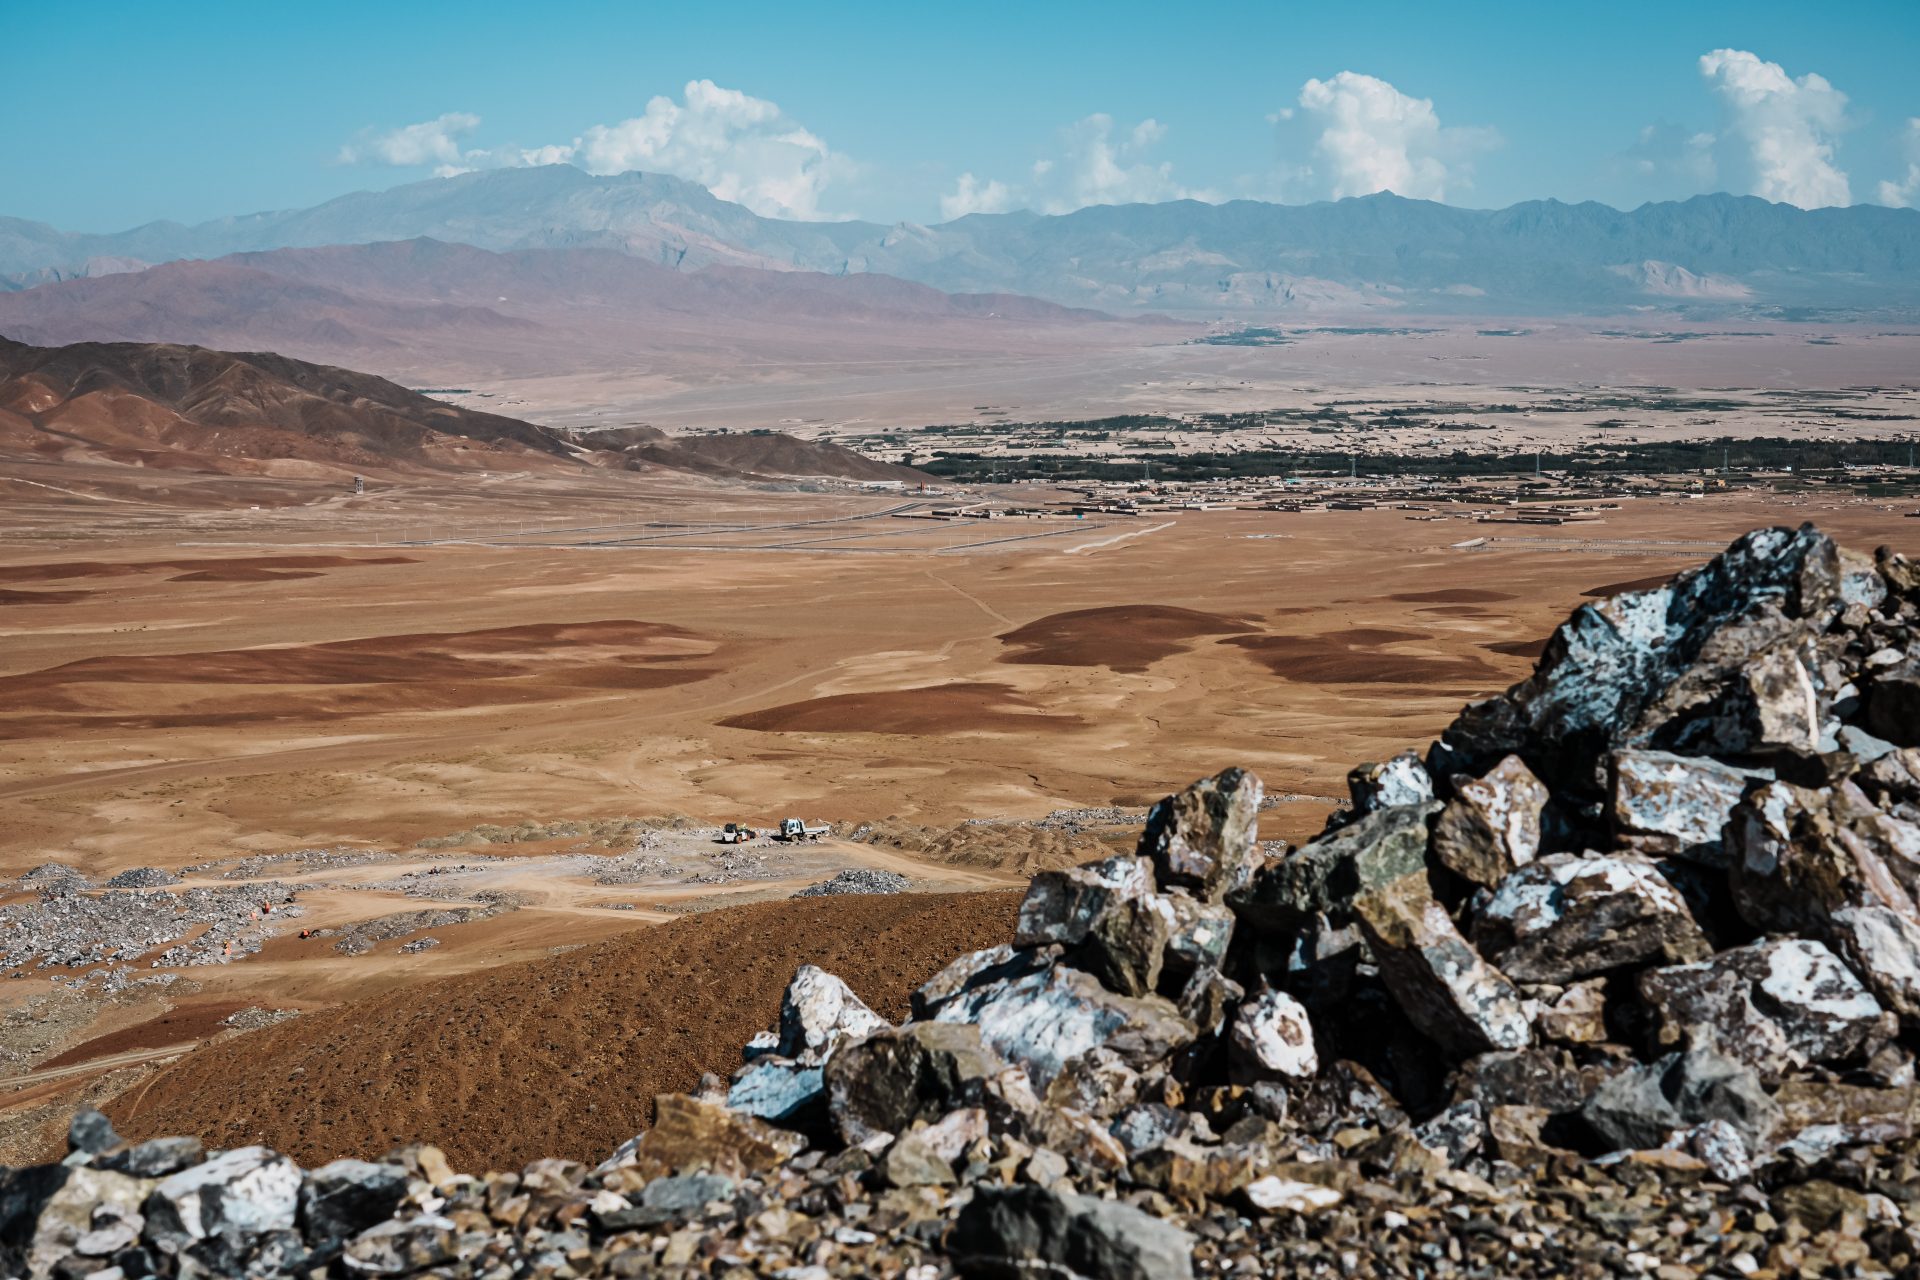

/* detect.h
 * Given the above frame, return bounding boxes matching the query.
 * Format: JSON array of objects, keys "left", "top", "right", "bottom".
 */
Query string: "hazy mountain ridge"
[{"left": 8, "top": 167, "right": 1920, "bottom": 315}]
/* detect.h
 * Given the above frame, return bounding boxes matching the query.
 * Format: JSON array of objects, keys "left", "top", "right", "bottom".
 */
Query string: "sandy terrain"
[{"left": 2, "top": 451, "right": 1916, "bottom": 1150}]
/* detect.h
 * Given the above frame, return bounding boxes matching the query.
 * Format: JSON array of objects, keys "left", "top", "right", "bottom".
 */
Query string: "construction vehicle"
[
  {"left": 774, "top": 818, "right": 830, "bottom": 842},
  {"left": 718, "top": 822, "right": 758, "bottom": 844}
]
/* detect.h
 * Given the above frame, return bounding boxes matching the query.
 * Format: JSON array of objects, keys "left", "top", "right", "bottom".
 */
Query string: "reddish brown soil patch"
[
  {"left": 103, "top": 892, "right": 1020, "bottom": 1170},
  {"left": 996, "top": 605, "right": 1258, "bottom": 673},
  {"left": 168, "top": 568, "right": 325, "bottom": 582},
  {"left": 0, "top": 620, "right": 719, "bottom": 739},
  {"left": 1227, "top": 630, "right": 1500, "bottom": 686},
  {"left": 721, "top": 683, "right": 1079, "bottom": 735},
  {"left": 38, "top": 1002, "right": 252, "bottom": 1070},
  {"left": 1388, "top": 588, "right": 1516, "bottom": 604},
  {"left": 1485, "top": 637, "right": 1551, "bottom": 659},
  {"left": 0, "top": 588, "right": 90, "bottom": 605},
  {"left": 1582, "top": 573, "right": 1677, "bottom": 598},
  {"left": 0, "top": 555, "right": 415, "bottom": 585}
]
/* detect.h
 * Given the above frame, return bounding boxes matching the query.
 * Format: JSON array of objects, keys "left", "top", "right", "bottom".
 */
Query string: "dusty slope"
[{"left": 103, "top": 892, "right": 1020, "bottom": 1170}]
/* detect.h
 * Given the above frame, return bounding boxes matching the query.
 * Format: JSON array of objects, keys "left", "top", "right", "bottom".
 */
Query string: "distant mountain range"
[
  {"left": 0, "top": 238, "right": 1147, "bottom": 381},
  {"left": 0, "top": 335, "right": 927, "bottom": 482},
  {"left": 6, "top": 166, "right": 1920, "bottom": 317}
]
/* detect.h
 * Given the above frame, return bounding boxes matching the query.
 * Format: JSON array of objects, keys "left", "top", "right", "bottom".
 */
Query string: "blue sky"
[{"left": 7, "top": 0, "right": 1918, "bottom": 230}]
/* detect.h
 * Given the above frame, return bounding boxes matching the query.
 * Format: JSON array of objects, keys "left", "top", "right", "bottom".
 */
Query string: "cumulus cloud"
[
  {"left": 1699, "top": 49, "right": 1850, "bottom": 208},
  {"left": 338, "top": 112, "right": 484, "bottom": 177},
  {"left": 1293, "top": 72, "right": 1495, "bottom": 201},
  {"left": 1878, "top": 119, "right": 1920, "bottom": 208},
  {"left": 933, "top": 114, "right": 1215, "bottom": 221},
  {"left": 339, "top": 81, "right": 854, "bottom": 220},
  {"left": 940, "top": 173, "right": 1013, "bottom": 220}
]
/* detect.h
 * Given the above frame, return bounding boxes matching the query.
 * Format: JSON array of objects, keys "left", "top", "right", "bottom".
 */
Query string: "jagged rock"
[
  {"left": 1014, "top": 856, "right": 1152, "bottom": 948},
  {"left": 824, "top": 1022, "right": 999, "bottom": 1144},
  {"left": 727, "top": 1058, "right": 824, "bottom": 1125},
  {"left": 1639, "top": 938, "right": 1886, "bottom": 1075},
  {"left": 1242, "top": 1174, "right": 1344, "bottom": 1214},
  {"left": 1415, "top": 1101, "right": 1486, "bottom": 1166},
  {"left": 66, "top": 1108, "right": 121, "bottom": 1157},
  {"left": 912, "top": 944, "right": 1052, "bottom": 1020},
  {"left": 1173, "top": 966, "right": 1242, "bottom": 1033},
  {"left": 1471, "top": 853, "right": 1709, "bottom": 983},
  {"left": 1535, "top": 979, "right": 1610, "bottom": 1044},
  {"left": 26, "top": 1167, "right": 145, "bottom": 1277},
  {"left": 1857, "top": 747, "right": 1920, "bottom": 809},
  {"left": 1354, "top": 873, "right": 1531, "bottom": 1056},
  {"left": 879, "top": 1130, "right": 957, "bottom": 1188},
  {"left": 1609, "top": 749, "right": 1761, "bottom": 865},
  {"left": 615, "top": 1094, "right": 806, "bottom": 1179},
  {"left": 952, "top": 1184, "right": 1196, "bottom": 1280},
  {"left": 1349, "top": 751, "right": 1434, "bottom": 814},
  {"left": 1045, "top": 1048, "right": 1144, "bottom": 1121},
  {"left": 1830, "top": 903, "right": 1920, "bottom": 1022},
  {"left": 1448, "top": 1047, "right": 1608, "bottom": 1113},
  {"left": 1159, "top": 892, "right": 1235, "bottom": 984},
  {"left": 1582, "top": 1047, "right": 1780, "bottom": 1152},
  {"left": 1866, "top": 660, "right": 1920, "bottom": 747},
  {"left": 1138, "top": 767, "right": 1264, "bottom": 902},
  {"left": 1129, "top": 1138, "right": 1264, "bottom": 1206},
  {"left": 1729, "top": 779, "right": 1920, "bottom": 933},
  {"left": 1432, "top": 754, "right": 1546, "bottom": 887},
  {"left": 1228, "top": 989, "right": 1318, "bottom": 1083},
  {"left": 1069, "top": 893, "right": 1174, "bottom": 997},
  {"left": 931, "top": 962, "right": 1194, "bottom": 1090},
  {"left": 1232, "top": 801, "right": 1438, "bottom": 930},
  {"left": 298, "top": 1160, "right": 408, "bottom": 1253},
  {"left": 774, "top": 964, "right": 888, "bottom": 1065},
  {"left": 1442, "top": 525, "right": 1841, "bottom": 793},
  {"left": 144, "top": 1146, "right": 301, "bottom": 1256},
  {"left": 595, "top": 1174, "right": 736, "bottom": 1230},
  {"left": 1108, "top": 1103, "right": 1209, "bottom": 1157},
  {"left": 99, "top": 1137, "right": 203, "bottom": 1178}
]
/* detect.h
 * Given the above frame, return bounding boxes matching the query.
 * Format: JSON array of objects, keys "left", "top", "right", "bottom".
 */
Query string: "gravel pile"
[
  {"left": 187, "top": 848, "right": 388, "bottom": 881},
  {"left": 0, "top": 883, "right": 299, "bottom": 973},
  {"left": 15, "top": 524, "right": 1920, "bottom": 1278},
  {"left": 105, "top": 867, "right": 181, "bottom": 889},
  {"left": 793, "top": 869, "right": 912, "bottom": 898},
  {"left": 15, "top": 862, "right": 90, "bottom": 893}
]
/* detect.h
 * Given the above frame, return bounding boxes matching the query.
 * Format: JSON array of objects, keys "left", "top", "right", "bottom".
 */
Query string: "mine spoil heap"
[{"left": 12, "top": 522, "right": 1920, "bottom": 1279}]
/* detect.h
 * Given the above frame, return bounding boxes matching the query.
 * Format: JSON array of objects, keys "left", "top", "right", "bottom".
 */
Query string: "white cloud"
[
  {"left": 339, "top": 81, "right": 854, "bottom": 220},
  {"left": 1878, "top": 118, "right": 1920, "bottom": 208},
  {"left": 940, "top": 173, "right": 1013, "bottom": 220},
  {"left": 338, "top": 112, "right": 483, "bottom": 178},
  {"left": 568, "top": 80, "right": 851, "bottom": 219},
  {"left": 1294, "top": 72, "right": 1495, "bottom": 202},
  {"left": 1699, "top": 49, "right": 1851, "bottom": 208}
]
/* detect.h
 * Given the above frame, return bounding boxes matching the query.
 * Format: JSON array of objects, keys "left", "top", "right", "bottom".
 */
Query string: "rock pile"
[
  {"left": 793, "top": 869, "right": 911, "bottom": 898},
  {"left": 0, "top": 883, "right": 301, "bottom": 978},
  {"left": 11, "top": 524, "right": 1920, "bottom": 1278}
]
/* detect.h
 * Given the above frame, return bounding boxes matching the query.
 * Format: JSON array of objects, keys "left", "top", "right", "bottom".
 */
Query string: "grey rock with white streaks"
[
  {"left": 1830, "top": 903, "right": 1920, "bottom": 1023},
  {"left": 774, "top": 963, "right": 889, "bottom": 1065},
  {"left": 1228, "top": 988, "right": 1318, "bottom": 1083},
  {"left": 144, "top": 1145, "right": 301, "bottom": 1255},
  {"left": 1232, "top": 801, "right": 1438, "bottom": 930},
  {"left": 1354, "top": 873, "right": 1531, "bottom": 1057},
  {"left": 1014, "top": 855, "right": 1153, "bottom": 948},
  {"left": 1431, "top": 753, "right": 1547, "bottom": 887},
  {"left": 298, "top": 1159, "right": 408, "bottom": 1253},
  {"left": 953, "top": 1183, "right": 1196, "bottom": 1280},
  {"left": 1639, "top": 938, "right": 1886, "bottom": 1075},
  {"left": 931, "top": 962, "right": 1193, "bottom": 1089},
  {"left": 1139, "top": 767, "right": 1264, "bottom": 902},
  {"left": 1348, "top": 751, "right": 1434, "bottom": 815},
  {"left": 1609, "top": 748, "right": 1763, "bottom": 865},
  {"left": 1470, "top": 853, "right": 1709, "bottom": 983},
  {"left": 1582, "top": 1046, "right": 1780, "bottom": 1152}
]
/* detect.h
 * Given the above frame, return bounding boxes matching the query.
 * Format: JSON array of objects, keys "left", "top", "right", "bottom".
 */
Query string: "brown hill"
[
  {"left": 0, "top": 238, "right": 1152, "bottom": 383},
  {"left": 102, "top": 891, "right": 1020, "bottom": 1171},
  {"left": 573, "top": 425, "right": 927, "bottom": 484},
  {"left": 0, "top": 335, "right": 570, "bottom": 477}
]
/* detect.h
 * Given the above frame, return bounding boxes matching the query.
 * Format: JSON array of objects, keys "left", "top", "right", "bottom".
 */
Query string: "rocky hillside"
[{"left": 10, "top": 523, "right": 1920, "bottom": 1278}]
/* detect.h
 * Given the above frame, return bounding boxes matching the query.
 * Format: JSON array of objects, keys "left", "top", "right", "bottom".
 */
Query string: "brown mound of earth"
[
  {"left": 720, "top": 683, "right": 1079, "bottom": 735},
  {"left": 102, "top": 892, "right": 1020, "bottom": 1171},
  {"left": 852, "top": 817, "right": 1118, "bottom": 876},
  {"left": 0, "top": 554, "right": 416, "bottom": 584},
  {"left": 36, "top": 1002, "right": 253, "bottom": 1070},
  {"left": 1227, "top": 629, "right": 1501, "bottom": 686},
  {"left": 995, "top": 605, "right": 1258, "bottom": 673},
  {"left": 1387, "top": 588, "right": 1517, "bottom": 604},
  {"left": 0, "top": 588, "right": 89, "bottom": 605}
]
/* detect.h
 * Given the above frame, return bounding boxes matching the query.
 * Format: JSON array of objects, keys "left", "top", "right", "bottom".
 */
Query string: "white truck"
[{"left": 774, "top": 817, "right": 830, "bottom": 842}]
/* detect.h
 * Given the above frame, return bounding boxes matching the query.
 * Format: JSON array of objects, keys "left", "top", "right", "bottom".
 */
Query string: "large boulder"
[
  {"left": 1609, "top": 749, "right": 1762, "bottom": 866},
  {"left": 1015, "top": 856, "right": 1153, "bottom": 948},
  {"left": 1470, "top": 853, "right": 1710, "bottom": 983},
  {"left": 774, "top": 964, "right": 889, "bottom": 1064},
  {"left": 299, "top": 1160, "right": 409, "bottom": 1254},
  {"left": 1348, "top": 751, "right": 1434, "bottom": 814},
  {"left": 144, "top": 1146, "right": 302, "bottom": 1258},
  {"left": 1232, "top": 801, "right": 1438, "bottom": 931},
  {"left": 1353, "top": 874, "right": 1531, "bottom": 1057},
  {"left": 952, "top": 1184, "right": 1195, "bottom": 1280},
  {"left": 824, "top": 1022, "right": 1001, "bottom": 1144},
  {"left": 1582, "top": 1047, "right": 1780, "bottom": 1152},
  {"left": 930, "top": 963, "right": 1195, "bottom": 1090},
  {"left": 1729, "top": 780, "right": 1920, "bottom": 934},
  {"left": 1431, "top": 754, "right": 1546, "bottom": 888},
  {"left": 1137, "top": 767, "right": 1264, "bottom": 902},
  {"left": 1638, "top": 938, "right": 1886, "bottom": 1076}
]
